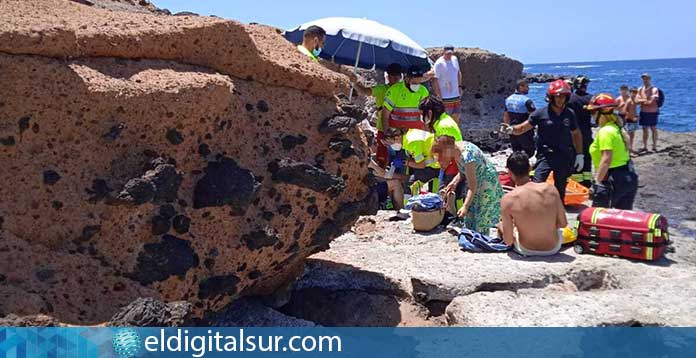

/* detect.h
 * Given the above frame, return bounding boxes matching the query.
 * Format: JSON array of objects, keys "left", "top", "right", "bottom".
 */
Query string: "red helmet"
[
  {"left": 547, "top": 79, "right": 572, "bottom": 97},
  {"left": 586, "top": 93, "right": 618, "bottom": 111}
]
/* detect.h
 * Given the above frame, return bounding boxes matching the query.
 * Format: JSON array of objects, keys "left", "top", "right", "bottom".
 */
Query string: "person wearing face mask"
[
  {"left": 419, "top": 96, "right": 465, "bottom": 211},
  {"left": 382, "top": 128, "right": 440, "bottom": 190},
  {"left": 382, "top": 66, "right": 430, "bottom": 130},
  {"left": 503, "top": 79, "right": 537, "bottom": 157},
  {"left": 368, "top": 63, "right": 404, "bottom": 167},
  {"left": 420, "top": 96, "right": 462, "bottom": 142},
  {"left": 500, "top": 80, "right": 584, "bottom": 203},
  {"left": 567, "top": 76, "right": 594, "bottom": 187},
  {"left": 586, "top": 94, "right": 639, "bottom": 209},
  {"left": 297, "top": 25, "right": 325, "bottom": 62}
]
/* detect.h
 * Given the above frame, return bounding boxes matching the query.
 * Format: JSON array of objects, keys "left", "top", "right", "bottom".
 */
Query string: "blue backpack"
[{"left": 657, "top": 88, "right": 665, "bottom": 108}]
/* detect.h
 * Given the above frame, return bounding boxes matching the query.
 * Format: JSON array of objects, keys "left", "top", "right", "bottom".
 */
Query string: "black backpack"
[{"left": 657, "top": 88, "right": 665, "bottom": 108}]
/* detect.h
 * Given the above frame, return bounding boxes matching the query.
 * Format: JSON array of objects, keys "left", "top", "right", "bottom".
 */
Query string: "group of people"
[
  {"left": 615, "top": 74, "right": 662, "bottom": 154},
  {"left": 296, "top": 27, "right": 653, "bottom": 257},
  {"left": 500, "top": 79, "right": 642, "bottom": 255}
]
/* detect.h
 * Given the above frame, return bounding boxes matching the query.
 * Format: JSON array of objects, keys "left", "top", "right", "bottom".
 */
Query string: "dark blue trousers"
[
  {"left": 592, "top": 164, "right": 639, "bottom": 210},
  {"left": 533, "top": 152, "right": 572, "bottom": 202}
]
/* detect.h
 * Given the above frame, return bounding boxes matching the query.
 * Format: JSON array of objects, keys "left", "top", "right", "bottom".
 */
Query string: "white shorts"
[{"left": 514, "top": 230, "right": 563, "bottom": 257}]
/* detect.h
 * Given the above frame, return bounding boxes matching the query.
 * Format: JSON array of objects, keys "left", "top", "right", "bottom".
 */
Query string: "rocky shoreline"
[
  {"left": 206, "top": 130, "right": 696, "bottom": 328},
  {"left": 522, "top": 72, "right": 578, "bottom": 83},
  {"left": 18, "top": 130, "right": 685, "bottom": 328}
]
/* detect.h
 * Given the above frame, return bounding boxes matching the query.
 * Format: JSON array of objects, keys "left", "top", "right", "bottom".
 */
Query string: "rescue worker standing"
[
  {"left": 382, "top": 66, "right": 430, "bottom": 130},
  {"left": 370, "top": 63, "right": 404, "bottom": 167},
  {"left": 346, "top": 64, "right": 432, "bottom": 168},
  {"left": 296, "top": 25, "right": 325, "bottom": 62},
  {"left": 567, "top": 76, "right": 594, "bottom": 187},
  {"left": 501, "top": 80, "right": 584, "bottom": 202},
  {"left": 503, "top": 80, "right": 537, "bottom": 157},
  {"left": 586, "top": 94, "right": 639, "bottom": 209}
]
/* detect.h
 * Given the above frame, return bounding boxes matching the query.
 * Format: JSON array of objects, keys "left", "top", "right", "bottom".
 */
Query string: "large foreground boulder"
[{"left": 0, "top": 0, "right": 372, "bottom": 324}]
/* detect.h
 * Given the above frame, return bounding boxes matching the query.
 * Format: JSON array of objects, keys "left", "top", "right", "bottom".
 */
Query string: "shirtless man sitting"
[{"left": 497, "top": 152, "right": 567, "bottom": 256}]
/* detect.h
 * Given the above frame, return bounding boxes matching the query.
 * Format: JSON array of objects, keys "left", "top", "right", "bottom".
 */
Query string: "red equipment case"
[{"left": 575, "top": 208, "right": 670, "bottom": 261}]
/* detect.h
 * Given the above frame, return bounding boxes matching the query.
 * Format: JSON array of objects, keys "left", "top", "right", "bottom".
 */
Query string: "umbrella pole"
[{"left": 349, "top": 41, "right": 363, "bottom": 101}]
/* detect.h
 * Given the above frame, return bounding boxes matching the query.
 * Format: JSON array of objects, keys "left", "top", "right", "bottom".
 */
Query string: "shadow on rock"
[
  {"left": 279, "top": 288, "right": 404, "bottom": 327},
  {"left": 277, "top": 260, "right": 413, "bottom": 327},
  {"left": 507, "top": 249, "right": 577, "bottom": 263}
]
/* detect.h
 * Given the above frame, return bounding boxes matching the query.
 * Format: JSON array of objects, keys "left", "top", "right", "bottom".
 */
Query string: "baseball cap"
[
  {"left": 444, "top": 45, "right": 454, "bottom": 53},
  {"left": 386, "top": 63, "right": 402, "bottom": 76},
  {"left": 406, "top": 65, "right": 424, "bottom": 77},
  {"left": 641, "top": 73, "right": 651, "bottom": 79}
]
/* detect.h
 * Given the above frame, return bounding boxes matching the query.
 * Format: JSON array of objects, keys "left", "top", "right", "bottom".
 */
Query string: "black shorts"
[
  {"left": 409, "top": 167, "right": 440, "bottom": 184},
  {"left": 373, "top": 181, "right": 389, "bottom": 203},
  {"left": 639, "top": 112, "right": 659, "bottom": 127}
]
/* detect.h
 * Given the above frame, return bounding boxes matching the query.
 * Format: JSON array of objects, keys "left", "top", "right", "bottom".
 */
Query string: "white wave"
[
  {"left": 552, "top": 65, "right": 601, "bottom": 69},
  {"left": 568, "top": 65, "right": 600, "bottom": 69}
]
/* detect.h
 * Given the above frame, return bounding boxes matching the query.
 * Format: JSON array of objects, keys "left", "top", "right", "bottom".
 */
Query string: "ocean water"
[{"left": 524, "top": 58, "right": 696, "bottom": 132}]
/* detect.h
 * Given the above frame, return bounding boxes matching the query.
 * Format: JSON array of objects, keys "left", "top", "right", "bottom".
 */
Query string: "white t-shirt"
[{"left": 434, "top": 56, "right": 460, "bottom": 99}]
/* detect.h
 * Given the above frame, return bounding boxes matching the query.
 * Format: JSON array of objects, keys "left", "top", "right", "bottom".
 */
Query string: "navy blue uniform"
[
  {"left": 505, "top": 92, "right": 537, "bottom": 157},
  {"left": 529, "top": 106, "right": 578, "bottom": 201},
  {"left": 568, "top": 91, "right": 593, "bottom": 186}
]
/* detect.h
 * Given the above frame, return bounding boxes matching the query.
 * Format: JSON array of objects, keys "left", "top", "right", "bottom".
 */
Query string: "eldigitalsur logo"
[{"left": 112, "top": 328, "right": 142, "bottom": 358}]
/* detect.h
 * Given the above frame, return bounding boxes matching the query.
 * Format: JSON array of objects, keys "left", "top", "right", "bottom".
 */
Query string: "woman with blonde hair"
[{"left": 585, "top": 94, "right": 639, "bottom": 209}]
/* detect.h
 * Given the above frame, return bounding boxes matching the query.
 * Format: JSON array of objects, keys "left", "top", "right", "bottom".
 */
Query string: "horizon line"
[{"left": 525, "top": 56, "right": 696, "bottom": 66}]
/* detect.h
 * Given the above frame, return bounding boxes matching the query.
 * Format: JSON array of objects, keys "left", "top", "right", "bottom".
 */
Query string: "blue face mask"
[{"left": 312, "top": 47, "right": 322, "bottom": 57}]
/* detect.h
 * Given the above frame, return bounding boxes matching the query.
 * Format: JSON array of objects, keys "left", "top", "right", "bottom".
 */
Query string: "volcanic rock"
[
  {"left": 192, "top": 157, "right": 260, "bottom": 214},
  {"left": 270, "top": 159, "right": 346, "bottom": 197},
  {"left": 209, "top": 297, "right": 316, "bottom": 327},
  {"left": 107, "top": 297, "right": 194, "bottom": 327},
  {"left": 0, "top": 0, "right": 370, "bottom": 324},
  {"left": 522, "top": 73, "right": 577, "bottom": 84},
  {"left": 0, "top": 314, "right": 61, "bottom": 327},
  {"left": 319, "top": 116, "right": 360, "bottom": 134}
]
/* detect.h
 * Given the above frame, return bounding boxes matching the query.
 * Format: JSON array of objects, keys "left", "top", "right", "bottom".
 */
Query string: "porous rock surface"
[
  {"left": 0, "top": 0, "right": 371, "bottom": 324},
  {"left": 299, "top": 133, "right": 696, "bottom": 327},
  {"left": 311, "top": 209, "right": 696, "bottom": 326},
  {"left": 67, "top": 0, "right": 168, "bottom": 14},
  {"left": 107, "top": 297, "right": 193, "bottom": 327},
  {"left": 210, "top": 133, "right": 696, "bottom": 328}
]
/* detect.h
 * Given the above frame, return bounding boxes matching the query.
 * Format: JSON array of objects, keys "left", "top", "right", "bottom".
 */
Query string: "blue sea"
[{"left": 525, "top": 58, "right": 696, "bottom": 132}]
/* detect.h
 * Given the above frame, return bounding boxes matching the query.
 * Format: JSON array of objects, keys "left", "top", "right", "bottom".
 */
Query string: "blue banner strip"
[{"left": 1, "top": 327, "right": 695, "bottom": 358}]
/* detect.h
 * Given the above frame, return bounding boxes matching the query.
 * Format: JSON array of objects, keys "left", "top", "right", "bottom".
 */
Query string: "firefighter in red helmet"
[{"left": 500, "top": 80, "right": 584, "bottom": 202}]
